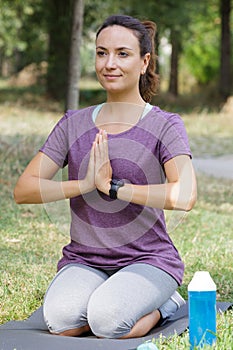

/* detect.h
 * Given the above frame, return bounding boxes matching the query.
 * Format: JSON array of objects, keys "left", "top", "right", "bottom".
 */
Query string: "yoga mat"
[{"left": 0, "top": 302, "right": 231, "bottom": 350}]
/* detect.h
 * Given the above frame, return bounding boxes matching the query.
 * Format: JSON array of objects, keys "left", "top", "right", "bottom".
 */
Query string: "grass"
[{"left": 0, "top": 82, "right": 232, "bottom": 349}]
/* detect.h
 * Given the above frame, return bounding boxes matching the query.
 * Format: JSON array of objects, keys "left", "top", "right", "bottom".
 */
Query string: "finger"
[
  {"left": 99, "top": 128, "right": 105, "bottom": 136},
  {"left": 95, "top": 132, "right": 100, "bottom": 144},
  {"left": 103, "top": 132, "right": 109, "bottom": 159},
  {"left": 90, "top": 141, "right": 96, "bottom": 158},
  {"left": 99, "top": 136, "right": 108, "bottom": 162}
]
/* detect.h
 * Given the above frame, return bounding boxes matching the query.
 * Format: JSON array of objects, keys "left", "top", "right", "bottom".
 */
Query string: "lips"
[{"left": 104, "top": 74, "right": 122, "bottom": 79}]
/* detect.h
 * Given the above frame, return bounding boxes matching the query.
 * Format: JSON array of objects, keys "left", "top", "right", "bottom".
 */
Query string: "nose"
[{"left": 105, "top": 53, "right": 117, "bottom": 69}]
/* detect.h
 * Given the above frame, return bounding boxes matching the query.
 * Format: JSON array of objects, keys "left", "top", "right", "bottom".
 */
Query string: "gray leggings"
[{"left": 43, "top": 263, "right": 178, "bottom": 338}]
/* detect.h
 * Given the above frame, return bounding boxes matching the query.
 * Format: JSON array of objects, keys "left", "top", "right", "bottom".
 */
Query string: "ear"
[{"left": 141, "top": 53, "right": 150, "bottom": 75}]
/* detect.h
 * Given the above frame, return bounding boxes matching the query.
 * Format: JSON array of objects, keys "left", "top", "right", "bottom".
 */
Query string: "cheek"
[
  {"left": 95, "top": 61, "right": 104, "bottom": 83},
  {"left": 95, "top": 60, "right": 99, "bottom": 72},
  {"left": 130, "top": 61, "right": 143, "bottom": 77},
  {"left": 95, "top": 58, "right": 103, "bottom": 72}
]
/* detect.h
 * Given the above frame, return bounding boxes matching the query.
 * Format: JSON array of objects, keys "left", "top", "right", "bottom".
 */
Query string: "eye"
[
  {"left": 96, "top": 50, "right": 107, "bottom": 57},
  {"left": 118, "top": 51, "right": 129, "bottom": 57}
]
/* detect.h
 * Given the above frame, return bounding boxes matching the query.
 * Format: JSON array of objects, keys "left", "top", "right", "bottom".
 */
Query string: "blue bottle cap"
[{"left": 137, "top": 341, "right": 159, "bottom": 350}]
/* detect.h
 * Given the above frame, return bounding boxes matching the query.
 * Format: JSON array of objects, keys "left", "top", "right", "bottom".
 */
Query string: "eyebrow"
[{"left": 96, "top": 46, "right": 133, "bottom": 51}]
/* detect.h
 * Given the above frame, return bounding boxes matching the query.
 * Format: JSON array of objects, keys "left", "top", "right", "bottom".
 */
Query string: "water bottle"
[{"left": 188, "top": 271, "right": 216, "bottom": 349}]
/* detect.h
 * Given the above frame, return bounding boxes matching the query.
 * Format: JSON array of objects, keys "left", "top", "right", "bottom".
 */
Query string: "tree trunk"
[
  {"left": 46, "top": 0, "right": 72, "bottom": 101},
  {"left": 219, "top": 0, "right": 231, "bottom": 100},
  {"left": 155, "top": 31, "right": 160, "bottom": 75},
  {"left": 168, "top": 30, "right": 179, "bottom": 97},
  {"left": 65, "top": 0, "right": 84, "bottom": 110}
]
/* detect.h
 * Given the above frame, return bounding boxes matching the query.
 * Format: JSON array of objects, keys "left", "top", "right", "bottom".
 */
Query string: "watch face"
[{"left": 111, "top": 179, "right": 124, "bottom": 187}]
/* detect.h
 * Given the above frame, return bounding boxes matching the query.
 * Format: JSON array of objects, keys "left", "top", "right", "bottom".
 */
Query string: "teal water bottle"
[{"left": 188, "top": 271, "right": 216, "bottom": 349}]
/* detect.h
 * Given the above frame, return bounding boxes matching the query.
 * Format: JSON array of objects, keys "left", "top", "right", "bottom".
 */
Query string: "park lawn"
[{"left": 0, "top": 93, "right": 232, "bottom": 349}]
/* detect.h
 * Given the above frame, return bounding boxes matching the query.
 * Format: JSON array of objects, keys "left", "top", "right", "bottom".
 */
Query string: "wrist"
[
  {"left": 98, "top": 180, "right": 111, "bottom": 196},
  {"left": 78, "top": 179, "right": 95, "bottom": 195}
]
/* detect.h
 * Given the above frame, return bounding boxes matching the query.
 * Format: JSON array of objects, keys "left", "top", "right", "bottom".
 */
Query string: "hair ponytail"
[{"left": 139, "top": 21, "right": 159, "bottom": 102}]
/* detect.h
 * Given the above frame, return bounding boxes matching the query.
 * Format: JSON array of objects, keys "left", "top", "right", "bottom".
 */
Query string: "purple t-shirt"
[{"left": 40, "top": 105, "right": 192, "bottom": 285}]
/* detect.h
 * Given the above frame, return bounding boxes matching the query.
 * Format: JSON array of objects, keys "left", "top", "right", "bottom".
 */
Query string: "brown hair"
[{"left": 96, "top": 15, "right": 159, "bottom": 102}]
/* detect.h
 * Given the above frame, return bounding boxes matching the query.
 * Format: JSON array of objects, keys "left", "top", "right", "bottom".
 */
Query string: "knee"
[
  {"left": 43, "top": 300, "right": 65, "bottom": 333},
  {"left": 43, "top": 297, "right": 87, "bottom": 334},
  {"left": 43, "top": 299, "right": 68, "bottom": 333},
  {"left": 87, "top": 294, "right": 132, "bottom": 338}
]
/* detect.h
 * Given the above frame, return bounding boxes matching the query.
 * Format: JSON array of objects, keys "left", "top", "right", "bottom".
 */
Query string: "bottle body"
[
  {"left": 189, "top": 290, "right": 216, "bottom": 348},
  {"left": 188, "top": 271, "right": 216, "bottom": 349}
]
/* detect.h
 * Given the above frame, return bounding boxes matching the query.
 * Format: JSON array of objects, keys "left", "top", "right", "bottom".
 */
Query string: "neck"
[
  {"left": 106, "top": 90, "right": 146, "bottom": 107},
  {"left": 95, "top": 102, "right": 147, "bottom": 134}
]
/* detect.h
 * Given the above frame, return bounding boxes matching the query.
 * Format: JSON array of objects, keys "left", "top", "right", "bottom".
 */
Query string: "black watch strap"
[{"left": 109, "top": 179, "right": 124, "bottom": 199}]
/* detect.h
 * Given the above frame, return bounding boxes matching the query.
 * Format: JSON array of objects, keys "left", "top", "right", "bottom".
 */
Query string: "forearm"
[
  {"left": 117, "top": 181, "right": 196, "bottom": 211},
  {"left": 14, "top": 176, "right": 91, "bottom": 204},
  {"left": 115, "top": 156, "right": 197, "bottom": 211}
]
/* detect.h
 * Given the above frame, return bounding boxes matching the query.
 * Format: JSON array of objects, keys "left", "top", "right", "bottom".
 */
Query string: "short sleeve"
[
  {"left": 39, "top": 111, "right": 72, "bottom": 168},
  {"left": 159, "top": 112, "right": 192, "bottom": 165}
]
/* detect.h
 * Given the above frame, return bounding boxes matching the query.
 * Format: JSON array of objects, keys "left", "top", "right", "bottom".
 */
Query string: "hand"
[
  {"left": 94, "top": 129, "right": 112, "bottom": 195},
  {"left": 80, "top": 141, "right": 96, "bottom": 194}
]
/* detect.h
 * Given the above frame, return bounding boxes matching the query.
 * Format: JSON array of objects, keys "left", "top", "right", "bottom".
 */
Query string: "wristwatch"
[{"left": 109, "top": 179, "right": 124, "bottom": 199}]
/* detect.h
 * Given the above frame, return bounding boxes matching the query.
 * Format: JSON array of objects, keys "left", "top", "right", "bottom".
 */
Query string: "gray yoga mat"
[{"left": 0, "top": 302, "right": 232, "bottom": 350}]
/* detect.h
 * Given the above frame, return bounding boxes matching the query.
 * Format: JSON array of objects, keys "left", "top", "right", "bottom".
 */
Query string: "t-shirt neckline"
[{"left": 91, "top": 103, "right": 153, "bottom": 136}]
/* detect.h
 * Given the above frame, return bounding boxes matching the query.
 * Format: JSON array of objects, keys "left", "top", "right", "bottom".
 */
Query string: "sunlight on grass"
[{"left": 183, "top": 113, "right": 233, "bottom": 157}]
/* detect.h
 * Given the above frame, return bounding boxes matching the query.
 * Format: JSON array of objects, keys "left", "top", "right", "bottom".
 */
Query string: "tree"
[
  {"left": 219, "top": 0, "right": 231, "bottom": 99},
  {"left": 168, "top": 29, "right": 181, "bottom": 97},
  {"left": 45, "top": 0, "right": 72, "bottom": 101},
  {"left": 66, "top": 0, "right": 84, "bottom": 110}
]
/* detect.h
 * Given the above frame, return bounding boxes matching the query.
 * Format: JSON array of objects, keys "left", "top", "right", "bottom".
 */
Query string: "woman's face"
[{"left": 95, "top": 25, "right": 149, "bottom": 99}]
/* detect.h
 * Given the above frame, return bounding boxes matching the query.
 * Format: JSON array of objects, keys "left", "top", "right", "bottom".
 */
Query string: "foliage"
[
  {"left": 0, "top": 0, "right": 232, "bottom": 99},
  {"left": 0, "top": 0, "right": 47, "bottom": 73},
  {"left": 182, "top": 0, "right": 221, "bottom": 84},
  {"left": 83, "top": 0, "right": 123, "bottom": 32},
  {"left": 124, "top": 0, "right": 190, "bottom": 31}
]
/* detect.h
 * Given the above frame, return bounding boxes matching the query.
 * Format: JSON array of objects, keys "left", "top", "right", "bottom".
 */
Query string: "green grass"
[{"left": 0, "top": 83, "right": 232, "bottom": 349}]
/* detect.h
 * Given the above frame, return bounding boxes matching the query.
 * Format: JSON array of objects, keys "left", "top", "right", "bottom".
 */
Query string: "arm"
[
  {"left": 117, "top": 154, "right": 197, "bottom": 211},
  {"left": 14, "top": 147, "right": 96, "bottom": 204},
  {"left": 94, "top": 131, "right": 197, "bottom": 211}
]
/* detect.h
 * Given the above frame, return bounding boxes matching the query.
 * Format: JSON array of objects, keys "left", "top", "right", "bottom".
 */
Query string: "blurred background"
[{"left": 0, "top": 0, "right": 232, "bottom": 111}]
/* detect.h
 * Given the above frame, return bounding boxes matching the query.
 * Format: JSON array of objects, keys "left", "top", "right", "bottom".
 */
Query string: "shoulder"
[
  {"left": 52, "top": 105, "right": 97, "bottom": 133},
  {"left": 143, "top": 105, "right": 186, "bottom": 134},
  {"left": 150, "top": 105, "right": 183, "bottom": 123}
]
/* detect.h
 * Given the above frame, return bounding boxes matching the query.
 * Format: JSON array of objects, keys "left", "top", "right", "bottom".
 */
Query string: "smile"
[{"left": 104, "top": 74, "right": 122, "bottom": 79}]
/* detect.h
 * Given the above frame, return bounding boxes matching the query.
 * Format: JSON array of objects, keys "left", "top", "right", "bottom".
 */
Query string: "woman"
[{"left": 14, "top": 15, "right": 197, "bottom": 339}]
